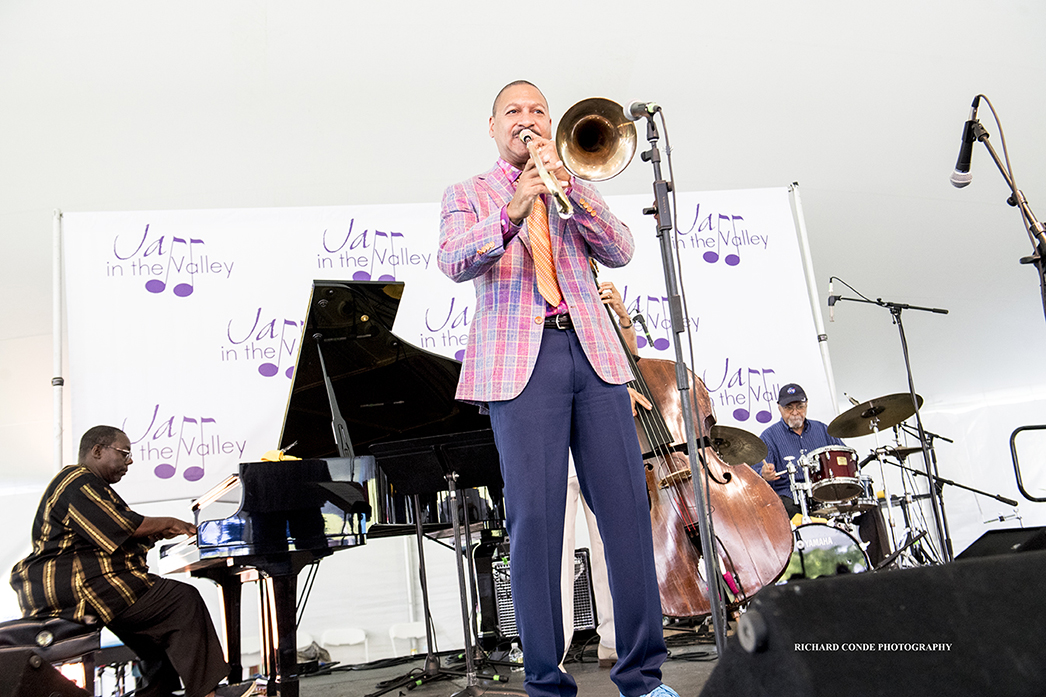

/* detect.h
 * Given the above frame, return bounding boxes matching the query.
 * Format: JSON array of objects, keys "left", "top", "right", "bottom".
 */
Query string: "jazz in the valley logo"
[
  {"left": 616, "top": 285, "right": 699, "bottom": 352},
  {"left": 421, "top": 295, "right": 472, "bottom": 361},
  {"left": 316, "top": 219, "right": 432, "bottom": 281},
  {"left": 222, "top": 308, "right": 302, "bottom": 379},
  {"left": 703, "top": 359, "right": 779, "bottom": 425},
  {"left": 123, "top": 405, "right": 247, "bottom": 482},
  {"left": 674, "top": 203, "right": 769, "bottom": 266},
  {"left": 108, "top": 224, "right": 235, "bottom": 296}
]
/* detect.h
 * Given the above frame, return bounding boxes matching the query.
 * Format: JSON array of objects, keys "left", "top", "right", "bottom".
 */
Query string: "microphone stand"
[
  {"left": 883, "top": 455, "right": 1019, "bottom": 509},
  {"left": 831, "top": 294, "right": 954, "bottom": 561},
  {"left": 635, "top": 111, "right": 728, "bottom": 653},
  {"left": 964, "top": 118, "right": 1046, "bottom": 325}
]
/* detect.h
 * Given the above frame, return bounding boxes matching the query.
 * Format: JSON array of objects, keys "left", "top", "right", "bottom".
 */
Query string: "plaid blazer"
[{"left": 438, "top": 163, "right": 635, "bottom": 405}]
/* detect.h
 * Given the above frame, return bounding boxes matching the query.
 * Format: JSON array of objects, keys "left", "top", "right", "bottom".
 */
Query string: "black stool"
[{"left": 0, "top": 616, "right": 101, "bottom": 693}]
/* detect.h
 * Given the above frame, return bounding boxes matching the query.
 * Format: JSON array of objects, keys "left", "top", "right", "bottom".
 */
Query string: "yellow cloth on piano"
[{"left": 260, "top": 449, "right": 301, "bottom": 461}]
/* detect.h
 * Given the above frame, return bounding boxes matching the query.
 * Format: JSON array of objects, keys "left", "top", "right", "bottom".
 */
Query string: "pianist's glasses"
[{"left": 107, "top": 445, "right": 133, "bottom": 461}]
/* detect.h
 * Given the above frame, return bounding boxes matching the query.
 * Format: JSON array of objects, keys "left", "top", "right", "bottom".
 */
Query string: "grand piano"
[{"left": 160, "top": 280, "right": 497, "bottom": 697}]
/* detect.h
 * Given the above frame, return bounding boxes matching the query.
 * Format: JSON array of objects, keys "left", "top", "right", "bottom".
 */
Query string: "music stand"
[{"left": 370, "top": 429, "right": 525, "bottom": 697}]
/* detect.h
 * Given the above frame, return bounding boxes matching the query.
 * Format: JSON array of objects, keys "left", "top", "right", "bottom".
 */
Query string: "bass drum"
[{"left": 777, "top": 523, "right": 870, "bottom": 583}]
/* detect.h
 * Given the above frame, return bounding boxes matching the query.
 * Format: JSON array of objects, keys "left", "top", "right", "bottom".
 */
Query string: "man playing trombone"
[{"left": 437, "top": 80, "right": 676, "bottom": 697}]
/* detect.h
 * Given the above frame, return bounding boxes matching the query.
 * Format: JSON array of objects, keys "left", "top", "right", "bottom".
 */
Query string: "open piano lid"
[{"left": 278, "top": 280, "right": 496, "bottom": 471}]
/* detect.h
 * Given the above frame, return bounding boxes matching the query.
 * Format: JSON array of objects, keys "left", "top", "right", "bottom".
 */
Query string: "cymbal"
[
  {"left": 827, "top": 393, "right": 924, "bottom": 439},
  {"left": 888, "top": 446, "right": 923, "bottom": 460},
  {"left": 709, "top": 425, "right": 768, "bottom": 466},
  {"left": 859, "top": 445, "right": 924, "bottom": 467}
]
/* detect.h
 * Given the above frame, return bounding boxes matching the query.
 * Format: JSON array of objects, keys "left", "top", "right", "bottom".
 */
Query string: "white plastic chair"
[
  {"left": 321, "top": 627, "right": 369, "bottom": 664},
  {"left": 388, "top": 621, "right": 427, "bottom": 657}
]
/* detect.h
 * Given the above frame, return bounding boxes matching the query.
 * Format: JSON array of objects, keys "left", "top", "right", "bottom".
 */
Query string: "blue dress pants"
[{"left": 488, "top": 326, "right": 666, "bottom": 697}]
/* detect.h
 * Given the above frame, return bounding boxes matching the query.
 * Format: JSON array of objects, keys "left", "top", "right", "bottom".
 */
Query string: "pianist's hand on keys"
[{"left": 136, "top": 516, "right": 198, "bottom": 544}]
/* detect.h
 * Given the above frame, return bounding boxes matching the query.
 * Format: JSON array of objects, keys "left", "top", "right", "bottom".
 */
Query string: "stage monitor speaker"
[
  {"left": 482, "top": 548, "right": 596, "bottom": 640},
  {"left": 701, "top": 550, "right": 1046, "bottom": 697},
  {"left": 0, "top": 649, "right": 91, "bottom": 697},
  {"left": 955, "top": 526, "right": 1046, "bottom": 559}
]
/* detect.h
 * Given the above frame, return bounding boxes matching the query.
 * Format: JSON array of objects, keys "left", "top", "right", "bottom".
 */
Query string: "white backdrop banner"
[{"left": 63, "top": 186, "right": 832, "bottom": 503}]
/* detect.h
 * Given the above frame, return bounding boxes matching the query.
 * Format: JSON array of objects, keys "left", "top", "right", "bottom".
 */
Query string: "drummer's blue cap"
[{"left": 778, "top": 383, "right": 807, "bottom": 406}]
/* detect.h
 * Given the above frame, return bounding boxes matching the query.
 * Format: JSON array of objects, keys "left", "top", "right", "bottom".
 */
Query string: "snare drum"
[
  {"left": 778, "top": 523, "right": 870, "bottom": 583},
  {"left": 804, "top": 446, "right": 861, "bottom": 502}
]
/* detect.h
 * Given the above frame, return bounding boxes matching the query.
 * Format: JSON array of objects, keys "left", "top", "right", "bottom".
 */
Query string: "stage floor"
[{"left": 287, "top": 628, "right": 719, "bottom": 697}]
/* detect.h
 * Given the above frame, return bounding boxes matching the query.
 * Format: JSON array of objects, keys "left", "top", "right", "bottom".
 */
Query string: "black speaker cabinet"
[
  {"left": 474, "top": 536, "right": 596, "bottom": 644},
  {"left": 491, "top": 548, "right": 596, "bottom": 638},
  {"left": 701, "top": 550, "right": 1046, "bottom": 697},
  {"left": 955, "top": 526, "right": 1046, "bottom": 559},
  {"left": 0, "top": 649, "right": 91, "bottom": 697}
]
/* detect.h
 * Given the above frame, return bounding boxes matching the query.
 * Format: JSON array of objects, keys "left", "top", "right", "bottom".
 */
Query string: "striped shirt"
[
  {"left": 754, "top": 418, "right": 846, "bottom": 499},
  {"left": 9, "top": 465, "right": 152, "bottom": 623}
]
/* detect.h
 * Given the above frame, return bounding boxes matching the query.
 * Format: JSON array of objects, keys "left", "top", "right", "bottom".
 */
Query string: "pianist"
[{"left": 9, "top": 425, "right": 229, "bottom": 697}]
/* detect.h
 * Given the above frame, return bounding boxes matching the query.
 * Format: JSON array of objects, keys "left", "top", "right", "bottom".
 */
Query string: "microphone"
[
  {"left": 949, "top": 96, "right": 981, "bottom": 188},
  {"left": 633, "top": 313, "right": 655, "bottom": 346},
  {"left": 827, "top": 278, "right": 836, "bottom": 322},
  {"left": 624, "top": 100, "right": 660, "bottom": 122}
]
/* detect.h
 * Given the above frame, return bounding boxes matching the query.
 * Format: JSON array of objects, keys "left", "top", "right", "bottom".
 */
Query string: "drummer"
[{"left": 754, "top": 383, "right": 845, "bottom": 519}]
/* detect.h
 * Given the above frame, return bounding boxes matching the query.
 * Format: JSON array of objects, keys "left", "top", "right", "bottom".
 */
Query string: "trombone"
[{"left": 518, "top": 98, "right": 638, "bottom": 219}]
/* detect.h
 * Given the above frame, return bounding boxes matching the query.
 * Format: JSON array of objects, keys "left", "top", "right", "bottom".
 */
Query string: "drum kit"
[
  {"left": 777, "top": 393, "right": 937, "bottom": 583},
  {"left": 702, "top": 395, "right": 949, "bottom": 583}
]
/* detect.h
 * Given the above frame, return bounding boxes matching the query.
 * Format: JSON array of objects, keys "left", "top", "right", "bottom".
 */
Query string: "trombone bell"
[{"left": 556, "top": 98, "right": 637, "bottom": 182}]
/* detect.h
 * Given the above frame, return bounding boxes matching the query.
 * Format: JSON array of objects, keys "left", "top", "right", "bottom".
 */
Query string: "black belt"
[{"left": 544, "top": 313, "right": 573, "bottom": 330}]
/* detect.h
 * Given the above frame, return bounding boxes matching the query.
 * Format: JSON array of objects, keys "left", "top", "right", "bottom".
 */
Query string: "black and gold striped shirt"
[{"left": 9, "top": 465, "right": 153, "bottom": 624}]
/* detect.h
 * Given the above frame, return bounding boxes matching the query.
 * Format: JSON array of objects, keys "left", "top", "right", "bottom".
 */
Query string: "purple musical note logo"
[
  {"left": 111, "top": 224, "right": 235, "bottom": 297},
  {"left": 123, "top": 405, "right": 247, "bottom": 482},
  {"left": 317, "top": 220, "right": 432, "bottom": 280},
  {"left": 675, "top": 203, "right": 768, "bottom": 267},
  {"left": 617, "top": 286, "right": 698, "bottom": 352},
  {"left": 225, "top": 308, "right": 302, "bottom": 379},
  {"left": 703, "top": 359, "right": 777, "bottom": 424}
]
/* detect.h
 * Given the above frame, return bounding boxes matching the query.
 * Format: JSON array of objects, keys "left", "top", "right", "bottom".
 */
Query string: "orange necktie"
[{"left": 527, "top": 196, "right": 563, "bottom": 307}]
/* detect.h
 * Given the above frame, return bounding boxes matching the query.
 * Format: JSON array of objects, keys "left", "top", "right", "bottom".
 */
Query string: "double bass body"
[{"left": 632, "top": 357, "right": 793, "bottom": 618}]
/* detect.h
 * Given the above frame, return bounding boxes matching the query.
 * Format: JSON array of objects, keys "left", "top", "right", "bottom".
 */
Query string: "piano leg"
[
  {"left": 269, "top": 573, "right": 300, "bottom": 697},
  {"left": 219, "top": 575, "right": 244, "bottom": 685},
  {"left": 198, "top": 566, "right": 245, "bottom": 686}
]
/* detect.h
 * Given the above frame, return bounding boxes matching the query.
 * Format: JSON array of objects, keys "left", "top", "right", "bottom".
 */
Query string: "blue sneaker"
[{"left": 622, "top": 685, "right": 680, "bottom": 697}]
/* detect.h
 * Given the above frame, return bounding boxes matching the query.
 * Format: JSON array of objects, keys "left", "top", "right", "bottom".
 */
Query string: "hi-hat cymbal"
[
  {"left": 827, "top": 393, "right": 924, "bottom": 439},
  {"left": 886, "top": 445, "right": 923, "bottom": 460},
  {"left": 709, "top": 425, "right": 768, "bottom": 466}
]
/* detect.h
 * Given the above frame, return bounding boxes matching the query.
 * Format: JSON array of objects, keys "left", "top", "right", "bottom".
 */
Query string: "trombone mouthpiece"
[{"left": 518, "top": 129, "right": 535, "bottom": 143}]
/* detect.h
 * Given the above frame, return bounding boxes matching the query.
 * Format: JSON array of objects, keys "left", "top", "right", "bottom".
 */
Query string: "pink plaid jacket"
[{"left": 438, "top": 163, "right": 636, "bottom": 405}]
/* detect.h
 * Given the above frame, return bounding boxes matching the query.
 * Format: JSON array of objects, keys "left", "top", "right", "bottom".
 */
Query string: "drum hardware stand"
[
  {"left": 874, "top": 530, "right": 928, "bottom": 570},
  {"left": 784, "top": 456, "right": 812, "bottom": 524},
  {"left": 830, "top": 293, "right": 951, "bottom": 560},
  {"left": 889, "top": 491, "right": 932, "bottom": 567},
  {"left": 862, "top": 415, "right": 904, "bottom": 556}
]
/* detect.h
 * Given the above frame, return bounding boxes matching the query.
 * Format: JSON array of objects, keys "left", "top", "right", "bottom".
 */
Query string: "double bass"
[
  {"left": 631, "top": 358, "right": 793, "bottom": 616},
  {"left": 599, "top": 278, "right": 793, "bottom": 617}
]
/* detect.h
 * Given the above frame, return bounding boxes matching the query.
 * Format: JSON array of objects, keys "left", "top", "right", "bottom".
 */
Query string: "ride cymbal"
[
  {"left": 709, "top": 425, "right": 768, "bottom": 466},
  {"left": 827, "top": 393, "right": 924, "bottom": 439}
]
